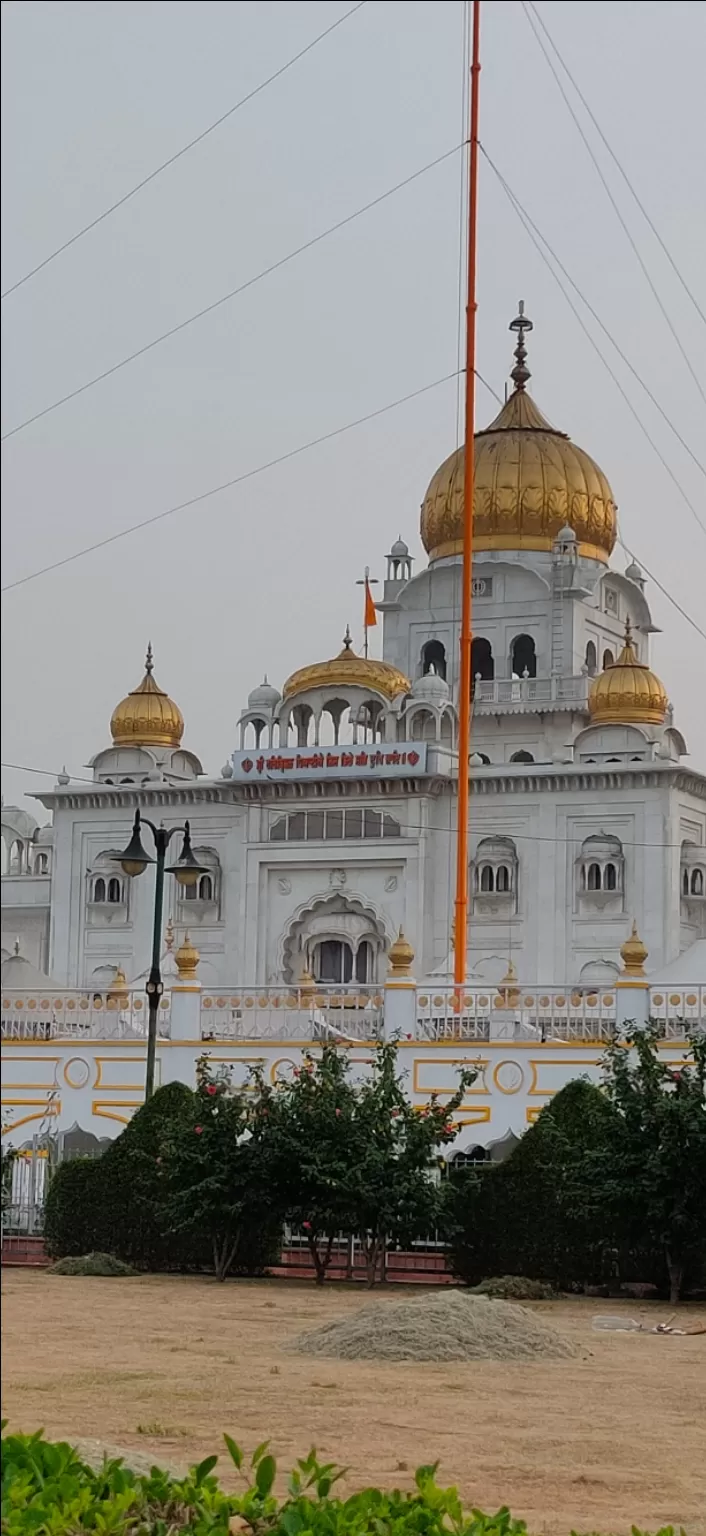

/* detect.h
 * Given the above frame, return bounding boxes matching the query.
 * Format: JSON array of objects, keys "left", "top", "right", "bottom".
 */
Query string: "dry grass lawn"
[{"left": 2, "top": 1271, "right": 705, "bottom": 1534}]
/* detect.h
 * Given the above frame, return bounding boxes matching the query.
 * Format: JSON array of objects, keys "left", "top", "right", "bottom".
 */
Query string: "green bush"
[
  {"left": 48, "top": 1251, "right": 137, "bottom": 1276},
  {"left": 0, "top": 1425, "right": 685, "bottom": 1536},
  {"left": 43, "top": 1083, "right": 281, "bottom": 1278}
]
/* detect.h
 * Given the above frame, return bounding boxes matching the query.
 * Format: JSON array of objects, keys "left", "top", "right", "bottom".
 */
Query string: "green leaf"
[
  {"left": 194, "top": 1453, "right": 219, "bottom": 1485},
  {"left": 255, "top": 1453, "right": 276, "bottom": 1496},
  {"left": 223, "top": 1433, "right": 243, "bottom": 1469},
  {"left": 251, "top": 1438, "right": 271, "bottom": 1467}
]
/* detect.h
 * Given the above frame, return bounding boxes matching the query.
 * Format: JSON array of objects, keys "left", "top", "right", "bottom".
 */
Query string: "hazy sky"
[{"left": 2, "top": 0, "right": 705, "bottom": 819}]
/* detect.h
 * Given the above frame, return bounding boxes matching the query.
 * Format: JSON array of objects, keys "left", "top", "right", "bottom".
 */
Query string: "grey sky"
[{"left": 2, "top": 0, "right": 704, "bottom": 818}]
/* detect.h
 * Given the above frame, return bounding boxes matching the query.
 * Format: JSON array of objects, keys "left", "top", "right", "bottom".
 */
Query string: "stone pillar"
[
  {"left": 170, "top": 932, "right": 202, "bottom": 1041},
  {"left": 615, "top": 921, "right": 650, "bottom": 1031},
  {"left": 383, "top": 930, "right": 417, "bottom": 1040}
]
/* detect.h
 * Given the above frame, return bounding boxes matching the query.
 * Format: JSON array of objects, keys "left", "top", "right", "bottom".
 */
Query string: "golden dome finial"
[
  {"left": 165, "top": 916, "right": 175, "bottom": 952},
  {"left": 388, "top": 929, "right": 414, "bottom": 977},
  {"left": 110, "top": 646, "right": 185, "bottom": 749},
  {"left": 175, "top": 931, "right": 200, "bottom": 981},
  {"left": 509, "top": 300, "right": 533, "bottom": 392},
  {"left": 588, "top": 623, "right": 667, "bottom": 726},
  {"left": 342, "top": 625, "right": 353, "bottom": 651},
  {"left": 283, "top": 627, "right": 410, "bottom": 702},
  {"left": 620, "top": 920, "right": 648, "bottom": 977}
]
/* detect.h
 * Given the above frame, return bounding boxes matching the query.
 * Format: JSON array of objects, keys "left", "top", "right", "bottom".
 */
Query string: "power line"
[
  {"left": 527, "top": 1, "right": 706, "bottom": 329},
  {"left": 1, "top": 758, "right": 701, "bottom": 845},
  {"left": 520, "top": 0, "right": 706, "bottom": 409},
  {"left": 1, "top": 143, "right": 462, "bottom": 441},
  {"left": 480, "top": 143, "right": 706, "bottom": 542},
  {"left": 0, "top": 2, "right": 367, "bottom": 301},
  {"left": 615, "top": 538, "right": 706, "bottom": 643},
  {"left": 1, "top": 367, "right": 496, "bottom": 593}
]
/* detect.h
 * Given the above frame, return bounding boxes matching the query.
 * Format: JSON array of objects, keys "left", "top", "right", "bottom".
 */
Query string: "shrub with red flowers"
[
  {"left": 163, "top": 1056, "right": 278, "bottom": 1281},
  {"left": 264, "top": 1042, "right": 474, "bottom": 1286}
]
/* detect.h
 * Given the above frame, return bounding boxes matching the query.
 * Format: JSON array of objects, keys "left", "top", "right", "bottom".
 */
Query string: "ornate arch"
[{"left": 279, "top": 888, "right": 392, "bottom": 983}]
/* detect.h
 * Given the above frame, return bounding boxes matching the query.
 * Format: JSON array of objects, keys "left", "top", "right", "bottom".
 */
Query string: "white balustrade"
[
  {"left": 417, "top": 984, "right": 704, "bottom": 1040},
  {"left": 200, "top": 985, "right": 383, "bottom": 1042},
  {"left": 1, "top": 988, "right": 171, "bottom": 1041}
]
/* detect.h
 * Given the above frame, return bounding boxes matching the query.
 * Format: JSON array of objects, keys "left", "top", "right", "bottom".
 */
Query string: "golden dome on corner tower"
[
  {"left": 589, "top": 620, "right": 668, "bottom": 726},
  {"left": 420, "top": 304, "right": 617, "bottom": 564},
  {"left": 110, "top": 644, "right": 185, "bottom": 748}
]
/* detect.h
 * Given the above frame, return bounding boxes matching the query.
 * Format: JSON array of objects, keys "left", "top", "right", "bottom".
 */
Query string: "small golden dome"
[
  {"left": 175, "top": 931, "right": 200, "bottom": 981},
  {"left": 110, "top": 644, "right": 184, "bottom": 749},
  {"left": 420, "top": 305, "right": 617, "bottom": 565},
  {"left": 283, "top": 627, "right": 410, "bottom": 703},
  {"left": 388, "top": 929, "right": 415, "bottom": 976},
  {"left": 589, "top": 620, "right": 668, "bottom": 726},
  {"left": 620, "top": 920, "right": 648, "bottom": 977}
]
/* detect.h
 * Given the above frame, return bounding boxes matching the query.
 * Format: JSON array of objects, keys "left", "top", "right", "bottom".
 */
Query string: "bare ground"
[{"left": 2, "top": 1271, "right": 705, "bottom": 1534}]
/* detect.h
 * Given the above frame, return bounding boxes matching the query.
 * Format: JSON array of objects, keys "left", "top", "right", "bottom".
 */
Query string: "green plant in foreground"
[{"left": 0, "top": 1424, "right": 689, "bottom": 1536}]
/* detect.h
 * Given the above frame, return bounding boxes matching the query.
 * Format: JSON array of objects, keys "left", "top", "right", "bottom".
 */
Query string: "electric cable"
[
  {"left": 1, "top": 367, "right": 497, "bottom": 593},
  {"left": 480, "top": 143, "right": 706, "bottom": 541},
  {"left": 526, "top": 1, "right": 706, "bottom": 329},
  {"left": 1, "top": 143, "right": 462, "bottom": 442},
  {"left": 0, "top": 2, "right": 367, "bottom": 300},
  {"left": 520, "top": 0, "right": 706, "bottom": 408}
]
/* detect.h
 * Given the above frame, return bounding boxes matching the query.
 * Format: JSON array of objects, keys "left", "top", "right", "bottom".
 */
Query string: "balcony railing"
[
  {"left": 416, "top": 984, "right": 705, "bottom": 1040},
  {"left": 200, "top": 985, "right": 384, "bottom": 1042},
  {"left": 472, "top": 675, "right": 589, "bottom": 712},
  {"left": 1, "top": 989, "right": 171, "bottom": 1041}
]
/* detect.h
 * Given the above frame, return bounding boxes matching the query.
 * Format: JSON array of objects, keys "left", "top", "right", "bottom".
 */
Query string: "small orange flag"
[{"left": 364, "top": 578, "right": 377, "bottom": 628}]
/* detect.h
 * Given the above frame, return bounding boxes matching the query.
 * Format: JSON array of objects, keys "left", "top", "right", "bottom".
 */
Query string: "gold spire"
[
  {"left": 620, "top": 920, "right": 648, "bottom": 977},
  {"left": 283, "top": 628, "right": 410, "bottom": 702},
  {"left": 174, "top": 931, "right": 200, "bottom": 981},
  {"left": 589, "top": 619, "right": 668, "bottom": 726},
  {"left": 388, "top": 929, "right": 415, "bottom": 976},
  {"left": 110, "top": 645, "right": 185, "bottom": 749},
  {"left": 420, "top": 307, "right": 617, "bottom": 564}
]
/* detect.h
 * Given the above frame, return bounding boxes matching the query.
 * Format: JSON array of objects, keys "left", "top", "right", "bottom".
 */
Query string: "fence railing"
[
  {"left": 473, "top": 675, "right": 589, "bottom": 711},
  {"left": 1, "top": 989, "right": 171, "bottom": 1041},
  {"left": 416, "top": 984, "right": 705, "bottom": 1040},
  {"left": 200, "top": 986, "right": 383, "bottom": 1042}
]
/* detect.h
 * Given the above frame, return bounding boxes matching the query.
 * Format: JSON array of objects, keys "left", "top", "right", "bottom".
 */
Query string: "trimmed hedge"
[
  {"left": 0, "top": 1426, "right": 685, "bottom": 1536},
  {"left": 43, "top": 1083, "right": 280, "bottom": 1278}
]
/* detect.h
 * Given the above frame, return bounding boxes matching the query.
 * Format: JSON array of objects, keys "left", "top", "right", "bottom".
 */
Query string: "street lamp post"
[{"left": 118, "top": 810, "right": 207, "bottom": 1099}]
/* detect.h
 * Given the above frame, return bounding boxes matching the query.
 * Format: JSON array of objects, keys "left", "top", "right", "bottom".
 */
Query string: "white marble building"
[{"left": 2, "top": 314, "right": 705, "bottom": 993}]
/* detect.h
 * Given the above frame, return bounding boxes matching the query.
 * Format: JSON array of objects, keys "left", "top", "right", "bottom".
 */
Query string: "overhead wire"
[
  {"left": 0, "top": 2, "right": 367, "bottom": 300},
  {"left": 0, "top": 758, "right": 701, "bottom": 846},
  {"left": 526, "top": 0, "right": 706, "bottom": 329},
  {"left": 1, "top": 142, "right": 463, "bottom": 442},
  {"left": 479, "top": 142, "right": 706, "bottom": 541},
  {"left": 1, "top": 367, "right": 496, "bottom": 593},
  {"left": 520, "top": 0, "right": 706, "bottom": 408}
]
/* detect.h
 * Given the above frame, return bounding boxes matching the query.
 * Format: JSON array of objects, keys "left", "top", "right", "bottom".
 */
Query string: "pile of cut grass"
[{"left": 288, "top": 1289, "right": 577, "bottom": 1363}]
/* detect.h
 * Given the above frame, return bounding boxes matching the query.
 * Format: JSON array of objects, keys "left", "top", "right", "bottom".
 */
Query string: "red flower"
[
  {"left": 293, "top": 1068, "right": 301, "bottom": 1078},
  {"left": 194, "top": 1125, "right": 203, "bottom": 1135},
  {"left": 335, "top": 1108, "right": 342, "bottom": 1117},
  {"left": 206, "top": 1084, "right": 217, "bottom": 1096},
  {"left": 302, "top": 1220, "right": 312, "bottom": 1231}
]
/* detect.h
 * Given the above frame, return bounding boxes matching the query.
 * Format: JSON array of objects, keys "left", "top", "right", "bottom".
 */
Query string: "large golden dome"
[
  {"left": 110, "top": 645, "right": 185, "bottom": 748},
  {"left": 283, "top": 627, "right": 410, "bottom": 702},
  {"left": 589, "top": 621, "right": 668, "bottom": 726},
  {"left": 420, "top": 307, "right": 617, "bottom": 564}
]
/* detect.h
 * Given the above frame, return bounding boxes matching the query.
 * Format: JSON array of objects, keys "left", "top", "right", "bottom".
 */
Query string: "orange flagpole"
[{"left": 454, "top": 0, "right": 481, "bottom": 988}]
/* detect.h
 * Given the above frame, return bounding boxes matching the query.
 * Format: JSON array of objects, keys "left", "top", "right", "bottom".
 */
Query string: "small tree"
[
  {"left": 349, "top": 1041, "right": 474, "bottom": 1285},
  {"left": 599, "top": 1027, "right": 706, "bottom": 1303},
  {"left": 163, "top": 1056, "right": 275, "bottom": 1282},
  {"left": 262, "top": 1046, "right": 360, "bottom": 1284}
]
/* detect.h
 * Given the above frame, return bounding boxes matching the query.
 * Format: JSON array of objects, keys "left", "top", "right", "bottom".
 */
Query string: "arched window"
[
  {"left": 355, "top": 942, "right": 372, "bottom": 983},
  {"left": 692, "top": 869, "right": 704, "bottom": 896},
  {"left": 682, "top": 869, "right": 690, "bottom": 897},
  {"left": 93, "top": 877, "right": 106, "bottom": 903},
  {"left": 511, "top": 634, "right": 537, "bottom": 679},
  {"left": 602, "top": 649, "right": 614, "bottom": 670},
  {"left": 471, "top": 637, "right": 494, "bottom": 686},
  {"left": 510, "top": 750, "right": 534, "bottom": 763},
  {"left": 480, "top": 865, "right": 494, "bottom": 893},
  {"left": 496, "top": 864, "right": 510, "bottom": 893},
  {"left": 604, "top": 862, "right": 617, "bottom": 891},
  {"left": 199, "top": 873, "right": 213, "bottom": 901},
  {"left": 107, "top": 877, "right": 122, "bottom": 904},
  {"left": 585, "top": 641, "right": 597, "bottom": 675},
  {"left": 421, "top": 639, "right": 447, "bottom": 680},
  {"left": 35, "top": 853, "right": 49, "bottom": 874},
  {"left": 587, "top": 863, "right": 601, "bottom": 891},
  {"left": 314, "top": 940, "right": 353, "bottom": 984}
]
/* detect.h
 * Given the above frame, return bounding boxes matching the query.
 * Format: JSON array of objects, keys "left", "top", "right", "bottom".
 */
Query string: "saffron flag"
[{"left": 364, "top": 579, "right": 377, "bottom": 628}]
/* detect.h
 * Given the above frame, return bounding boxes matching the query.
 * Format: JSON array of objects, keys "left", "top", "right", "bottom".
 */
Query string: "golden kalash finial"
[
  {"left": 108, "top": 965, "right": 130, "bottom": 1007},
  {"left": 388, "top": 929, "right": 415, "bottom": 977},
  {"left": 509, "top": 299, "right": 533, "bottom": 391},
  {"left": 110, "top": 643, "right": 185, "bottom": 749},
  {"left": 496, "top": 959, "right": 521, "bottom": 1008},
  {"left": 175, "top": 932, "right": 200, "bottom": 982},
  {"left": 620, "top": 921, "right": 648, "bottom": 978},
  {"left": 165, "top": 916, "right": 175, "bottom": 951},
  {"left": 588, "top": 618, "right": 668, "bottom": 726}
]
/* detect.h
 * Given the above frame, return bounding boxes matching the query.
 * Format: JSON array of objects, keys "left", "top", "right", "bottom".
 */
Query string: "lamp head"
[
  {"left": 168, "top": 820, "right": 208, "bottom": 887},
  {"left": 119, "top": 812, "right": 154, "bottom": 877}
]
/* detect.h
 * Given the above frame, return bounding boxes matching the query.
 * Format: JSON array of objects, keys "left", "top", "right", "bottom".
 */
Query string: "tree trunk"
[
  {"left": 666, "top": 1250, "right": 683, "bottom": 1305},
  {"left": 308, "top": 1232, "right": 333, "bottom": 1285},
  {"left": 364, "top": 1235, "right": 381, "bottom": 1288},
  {"left": 213, "top": 1232, "right": 239, "bottom": 1282}
]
